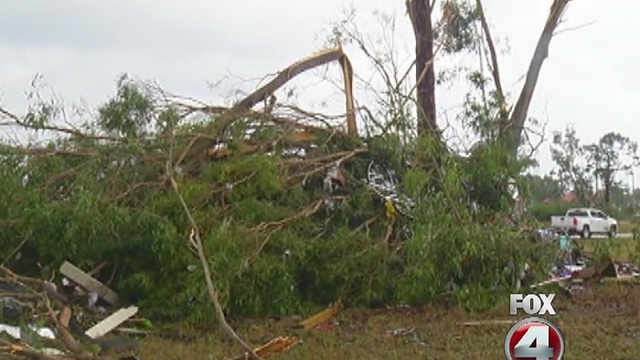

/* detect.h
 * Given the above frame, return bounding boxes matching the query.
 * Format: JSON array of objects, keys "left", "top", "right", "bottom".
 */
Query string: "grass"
[
  {"left": 136, "top": 282, "right": 640, "bottom": 360},
  {"left": 133, "top": 232, "right": 640, "bottom": 359},
  {"left": 578, "top": 236, "right": 640, "bottom": 262},
  {"left": 617, "top": 220, "right": 634, "bottom": 234}
]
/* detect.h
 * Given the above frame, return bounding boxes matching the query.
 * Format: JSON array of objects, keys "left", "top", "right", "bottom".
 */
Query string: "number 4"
[{"left": 514, "top": 325, "right": 553, "bottom": 360}]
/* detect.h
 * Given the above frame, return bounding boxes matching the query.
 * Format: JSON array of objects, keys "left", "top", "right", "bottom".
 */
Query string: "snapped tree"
[{"left": 405, "top": 0, "right": 571, "bottom": 159}]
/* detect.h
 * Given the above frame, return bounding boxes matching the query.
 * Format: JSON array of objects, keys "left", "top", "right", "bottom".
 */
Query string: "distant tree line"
[{"left": 524, "top": 126, "right": 639, "bottom": 218}]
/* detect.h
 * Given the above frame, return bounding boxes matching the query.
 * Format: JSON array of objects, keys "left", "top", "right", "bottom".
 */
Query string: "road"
[{"left": 570, "top": 233, "right": 633, "bottom": 239}]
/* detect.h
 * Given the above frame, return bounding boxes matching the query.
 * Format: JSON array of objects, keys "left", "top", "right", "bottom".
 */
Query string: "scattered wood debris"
[
  {"left": 229, "top": 336, "right": 300, "bottom": 360},
  {"left": 296, "top": 301, "right": 343, "bottom": 331},
  {"left": 86, "top": 306, "right": 139, "bottom": 339},
  {"left": 59, "top": 261, "right": 120, "bottom": 306},
  {"left": 0, "top": 262, "right": 141, "bottom": 359}
]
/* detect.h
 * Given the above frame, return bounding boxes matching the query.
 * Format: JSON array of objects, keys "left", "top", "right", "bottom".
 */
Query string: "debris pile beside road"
[
  {"left": 0, "top": 262, "right": 145, "bottom": 360},
  {"left": 534, "top": 257, "right": 640, "bottom": 293}
]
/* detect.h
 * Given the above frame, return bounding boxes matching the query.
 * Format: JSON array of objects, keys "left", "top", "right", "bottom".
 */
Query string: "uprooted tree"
[{"left": 0, "top": 0, "right": 573, "bottom": 328}]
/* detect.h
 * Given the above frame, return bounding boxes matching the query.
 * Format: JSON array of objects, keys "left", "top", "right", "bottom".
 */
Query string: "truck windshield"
[{"left": 567, "top": 210, "right": 589, "bottom": 217}]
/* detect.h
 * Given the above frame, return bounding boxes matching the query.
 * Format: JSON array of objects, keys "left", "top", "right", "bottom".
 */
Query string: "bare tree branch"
[
  {"left": 507, "top": 0, "right": 572, "bottom": 157},
  {"left": 164, "top": 120, "right": 262, "bottom": 359},
  {"left": 475, "top": 0, "right": 505, "bottom": 105}
]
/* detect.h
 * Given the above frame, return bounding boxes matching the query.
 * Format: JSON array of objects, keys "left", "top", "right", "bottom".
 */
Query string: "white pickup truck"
[{"left": 550, "top": 208, "right": 618, "bottom": 238}]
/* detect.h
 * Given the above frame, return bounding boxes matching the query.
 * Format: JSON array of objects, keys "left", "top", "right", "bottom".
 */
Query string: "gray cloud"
[{"left": 0, "top": 0, "right": 337, "bottom": 58}]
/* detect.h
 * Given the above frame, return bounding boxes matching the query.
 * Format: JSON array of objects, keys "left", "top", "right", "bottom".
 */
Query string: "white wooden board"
[
  {"left": 85, "top": 306, "right": 139, "bottom": 339},
  {"left": 59, "top": 261, "right": 119, "bottom": 306}
]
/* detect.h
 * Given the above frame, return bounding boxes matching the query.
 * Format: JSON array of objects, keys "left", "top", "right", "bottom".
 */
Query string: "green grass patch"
[{"left": 577, "top": 236, "right": 640, "bottom": 262}]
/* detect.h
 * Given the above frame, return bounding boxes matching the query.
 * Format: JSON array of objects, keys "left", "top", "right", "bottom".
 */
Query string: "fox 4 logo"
[
  {"left": 504, "top": 317, "right": 565, "bottom": 360},
  {"left": 509, "top": 294, "right": 556, "bottom": 315},
  {"left": 505, "top": 294, "right": 565, "bottom": 360}
]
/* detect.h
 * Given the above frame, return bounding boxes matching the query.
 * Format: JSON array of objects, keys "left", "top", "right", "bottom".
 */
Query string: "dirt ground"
[{"left": 138, "top": 282, "right": 640, "bottom": 360}]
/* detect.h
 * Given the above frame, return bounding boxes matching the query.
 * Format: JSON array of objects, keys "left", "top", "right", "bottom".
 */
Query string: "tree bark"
[
  {"left": 506, "top": 0, "right": 570, "bottom": 157},
  {"left": 407, "top": 0, "right": 439, "bottom": 138}
]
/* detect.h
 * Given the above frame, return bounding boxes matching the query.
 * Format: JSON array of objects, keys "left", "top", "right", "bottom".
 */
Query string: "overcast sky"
[{"left": 0, "top": 0, "right": 636, "bottom": 184}]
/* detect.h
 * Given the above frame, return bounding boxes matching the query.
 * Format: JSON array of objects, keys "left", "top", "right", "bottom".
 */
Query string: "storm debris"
[{"left": 0, "top": 263, "right": 141, "bottom": 359}]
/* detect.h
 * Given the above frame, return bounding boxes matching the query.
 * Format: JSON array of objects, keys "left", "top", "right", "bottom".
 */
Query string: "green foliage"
[
  {"left": 527, "top": 202, "right": 572, "bottom": 222},
  {"left": 0, "top": 75, "right": 555, "bottom": 326},
  {"left": 434, "top": 0, "right": 481, "bottom": 54},
  {"left": 582, "top": 132, "right": 638, "bottom": 206},
  {"left": 98, "top": 74, "right": 154, "bottom": 137},
  {"left": 463, "top": 141, "right": 525, "bottom": 212},
  {"left": 550, "top": 126, "right": 592, "bottom": 204},
  {"left": 551, "top": 126, "right": 639, "bottom": 208},
  {"left": 590, "top": 239, "right": 616, "bottom": 262},
  {"left": 522, "top": 174, "right": 563, "bottom": 204},
  {"left": 630, "top": 232, "right": 640, "bottom": 265}
]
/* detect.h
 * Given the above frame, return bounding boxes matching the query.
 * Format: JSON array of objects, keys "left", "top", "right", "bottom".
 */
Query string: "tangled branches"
[{"left": 0, "top": 43, "right": 550, "bottom": 340}]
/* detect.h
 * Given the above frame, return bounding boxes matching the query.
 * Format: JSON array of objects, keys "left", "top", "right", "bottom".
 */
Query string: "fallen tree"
[{"left": 0, "top": 44, "right": 552, "bottom": 328}]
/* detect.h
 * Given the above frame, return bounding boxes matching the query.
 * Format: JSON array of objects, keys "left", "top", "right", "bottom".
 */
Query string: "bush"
[{"left": 527, "top": 202, "right": 572, "bottom": 222}]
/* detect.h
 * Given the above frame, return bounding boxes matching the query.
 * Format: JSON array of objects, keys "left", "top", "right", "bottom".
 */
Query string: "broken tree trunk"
[
  {"left": 221, "top": 46, "right": 357, "bottom": 136},
  {"left": 406, "top": 0, "right": 439, "bottom": 138},
  {"left": 506, "top": 0, "right": 571, "bottom": 157},
  {"left": 178, "top": 46, "right": 358, "bottom": 174}
]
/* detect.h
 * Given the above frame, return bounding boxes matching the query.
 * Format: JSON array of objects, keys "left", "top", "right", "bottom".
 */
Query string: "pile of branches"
[
  {"left": 0, "top": 46, "right": 543, "bottom": 328},
  {"left": 0, "top": 46, "right": 367, "bottom": 209}
]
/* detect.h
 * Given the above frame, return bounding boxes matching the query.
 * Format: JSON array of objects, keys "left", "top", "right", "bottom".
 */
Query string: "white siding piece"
[
  {"left": 85, "top": 306, "right": 139, "bottom": 339},
  {"left": 59, "top": 261, "right": 119, "bottom": 306}
]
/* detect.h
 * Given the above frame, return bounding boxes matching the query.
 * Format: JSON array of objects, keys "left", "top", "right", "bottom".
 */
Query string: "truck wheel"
[
  {"left": 608, "top": 225, "right": 617, "bottom": 238},
  {"left": 581, "top": 225, "right": 590, "bottom": 239}
]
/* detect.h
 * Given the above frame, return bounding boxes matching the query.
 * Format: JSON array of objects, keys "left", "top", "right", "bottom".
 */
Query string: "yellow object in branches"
[{"left": 385, "top": 199, "right": 396, "bottom": 221}]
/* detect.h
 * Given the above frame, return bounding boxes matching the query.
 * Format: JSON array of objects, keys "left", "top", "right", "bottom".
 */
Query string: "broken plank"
[
  {"left": 59, "top": 306, "right": 72, "bottom": 328},
  {"left": 230, "top": 336, "right": 299, "bottom": 360},
  {"left": 529, "top": 275, "right": 572, "bottom": 289},
  {"left": 297, "top": 302, "right": 343, "bottom": 330},
  {"left": 85, "top": 306, "right": 138, "bottom": 339},
  {"left": 60, "top": 261, "right": 119, "bottom": 306}
]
